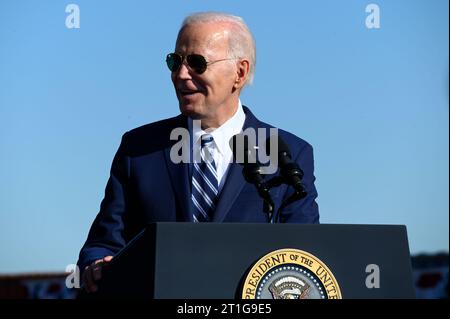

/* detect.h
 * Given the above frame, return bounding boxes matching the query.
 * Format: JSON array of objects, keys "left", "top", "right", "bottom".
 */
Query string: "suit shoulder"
[
  {"left": 277, "top": 128, "right": 313, "bottom": 153},
  {"left": 256, "top": 118, "right": 313, "bottom": 155},
  {"left": 119, "top": 114, "right": 187, "bottom": 156},
  {"left": 270, "top": 129, "right": 313, "bottom": 160},
  {"left": 247, "top": 108, "right": 312, "bottom": 151},
  {"left": 124, "top": 115, "right": 186, "bottom": 139}
]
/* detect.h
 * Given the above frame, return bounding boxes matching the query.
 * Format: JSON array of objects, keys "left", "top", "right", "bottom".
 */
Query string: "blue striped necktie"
[{"left": 191, "top": 134, "right": 219, "bottom": 222}]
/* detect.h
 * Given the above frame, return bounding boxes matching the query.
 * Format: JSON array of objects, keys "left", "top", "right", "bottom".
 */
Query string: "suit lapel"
[
  {"left": 163, "top": 115, "right": 193, "bottom": 222},
  {"left": 164, "top": 151, "right": 193, "bottom": 222},
  {"left": 212, "top": 163, "right": 246, "bottom": 222}
]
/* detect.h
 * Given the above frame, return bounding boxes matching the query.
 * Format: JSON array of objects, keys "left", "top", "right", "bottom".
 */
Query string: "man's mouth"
[{"left": 180, "top": 90, "right": 201, "bottom": 96}]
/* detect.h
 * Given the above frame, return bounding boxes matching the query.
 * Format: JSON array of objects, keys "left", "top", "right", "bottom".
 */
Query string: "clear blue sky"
[{"left": 0, "top": 0, "right": 448, "bottom": 272}]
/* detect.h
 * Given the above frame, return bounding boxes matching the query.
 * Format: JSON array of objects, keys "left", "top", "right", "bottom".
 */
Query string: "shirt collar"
[{"left": 191, "top": 100, "right": 246, "bottom": 155}]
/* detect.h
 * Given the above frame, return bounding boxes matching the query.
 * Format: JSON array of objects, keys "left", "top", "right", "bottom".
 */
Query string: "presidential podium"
[{"left": 86, "top": 223, "right": 415, "bottom": 299}]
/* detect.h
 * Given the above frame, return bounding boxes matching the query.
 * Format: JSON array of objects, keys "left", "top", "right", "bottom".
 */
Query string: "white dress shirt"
[{"left": 190, "top": 100, "right": 246, "bottom": 192}]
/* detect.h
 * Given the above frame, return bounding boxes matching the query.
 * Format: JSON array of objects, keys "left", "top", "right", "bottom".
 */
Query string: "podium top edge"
[{"left": 144, "top": 222, "right": 407, "bottom": 228}]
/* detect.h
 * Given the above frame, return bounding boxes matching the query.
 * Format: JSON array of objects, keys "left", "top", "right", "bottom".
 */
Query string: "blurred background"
[{"left": 0, "top": 0, "right": 448, "bottom": 298}]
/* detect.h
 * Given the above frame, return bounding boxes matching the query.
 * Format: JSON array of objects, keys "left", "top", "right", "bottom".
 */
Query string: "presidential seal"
[{"left": 242, "top": 248, "right": 342, "bottom": 299}]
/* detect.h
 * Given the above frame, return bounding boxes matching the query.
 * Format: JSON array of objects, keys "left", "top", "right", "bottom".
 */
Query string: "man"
[{"left": 78, "top": 12, "right": 319, "bottom": 293}]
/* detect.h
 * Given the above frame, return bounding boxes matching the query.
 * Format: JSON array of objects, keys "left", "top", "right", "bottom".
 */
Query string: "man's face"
[{"left": 171, "top": 22, "right": 238, "bottom": 126}]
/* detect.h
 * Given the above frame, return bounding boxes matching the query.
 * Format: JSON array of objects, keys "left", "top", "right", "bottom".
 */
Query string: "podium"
[{"left": 90, "top": 223, "right": 415, "bottom": 299}]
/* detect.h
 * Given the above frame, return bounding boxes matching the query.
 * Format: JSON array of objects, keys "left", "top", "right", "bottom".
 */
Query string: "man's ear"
[{"left": 233, "top": 59, "right": 250, "bottom": 90}]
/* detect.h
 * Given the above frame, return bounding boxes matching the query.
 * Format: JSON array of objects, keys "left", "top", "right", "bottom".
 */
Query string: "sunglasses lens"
[
  {"left": 187, "top": 54, "right": 207, "bottom": 74},
  {"left": 166, "top": 54, "right": 181, "bottom": 72}
]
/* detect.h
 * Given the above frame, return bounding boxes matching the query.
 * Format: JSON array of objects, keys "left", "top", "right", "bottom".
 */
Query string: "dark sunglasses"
[{"left": 166, "top": 53, "right": 235, "bottom": 74}]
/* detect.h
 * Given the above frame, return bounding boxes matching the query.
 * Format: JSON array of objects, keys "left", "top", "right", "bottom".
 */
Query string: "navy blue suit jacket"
[{"left": 77, "top": 106, "right": 319, "bottom": 270}]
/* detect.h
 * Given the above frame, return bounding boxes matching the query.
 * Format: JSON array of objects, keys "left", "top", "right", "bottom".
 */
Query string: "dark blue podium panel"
[{"left": 96, "top": 223, "right": 415, "bottom": 299}]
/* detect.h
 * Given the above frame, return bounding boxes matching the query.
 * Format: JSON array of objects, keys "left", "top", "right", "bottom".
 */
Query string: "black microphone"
[
  {"left": 266, "top": 135, "right": 307, "bottom": 197},
  {"left": 230, "top": 134, "right": 274, "bottom": 215}
]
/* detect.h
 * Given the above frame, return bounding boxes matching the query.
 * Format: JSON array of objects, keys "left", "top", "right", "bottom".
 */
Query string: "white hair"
[{"left": 179, "top": 12, "right": 256, "bottom": 86}]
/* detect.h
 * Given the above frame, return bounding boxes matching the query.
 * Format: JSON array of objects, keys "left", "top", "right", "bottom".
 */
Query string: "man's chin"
[{"left": 179, "top": 104, "right": 202, "bottom": 119}]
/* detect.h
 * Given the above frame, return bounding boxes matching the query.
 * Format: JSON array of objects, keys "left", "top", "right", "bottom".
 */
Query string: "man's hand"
[{"left": 82, "top": 256, "right": 113, "bottom": 293}]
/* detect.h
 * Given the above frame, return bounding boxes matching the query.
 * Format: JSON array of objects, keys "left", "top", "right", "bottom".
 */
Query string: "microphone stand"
[
  {"left": 270, "top": 189, "right": 307, "bottom": 223},
  {"left": 230, "top": 133, "right": 307, "bottom": 223},
  {"left": 265, "top": 175, "right": 307, "bottom": 224},
  {"left": 241, "top": 164, "right": 275, "bottom": 222}
]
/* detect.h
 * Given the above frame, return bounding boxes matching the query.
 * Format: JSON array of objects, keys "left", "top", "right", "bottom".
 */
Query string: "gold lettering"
[
  {"left": 245, "top": 287, "right": 255, "bottom": 296},
  {"left": 271, "top": 255, "right": 281, "bottom": 265},
  {"left": 300, "top": 256, "right": 313, "bottom": 267},
  {"left": 327, "top": 286, "right": 337, "bottom": 295},
  {"left": 320, "top": 272, "right": 331, "bottom": 285},
  {"left": 248, "top": 278, "right": 257, "bottom": 288},
  {"left": 255, "top": 267, "right": 263, "bottom": 278},
  {"left": 315, "top": 266, "right": 325, "bottom": 276},
  {"left": 257, "top": 262, "right": 268, "bottom": 274}
]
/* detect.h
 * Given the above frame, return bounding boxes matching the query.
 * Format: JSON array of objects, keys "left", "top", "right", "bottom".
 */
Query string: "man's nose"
[{"left": 174, "top": 63, "right": 192, "bottom": 80}]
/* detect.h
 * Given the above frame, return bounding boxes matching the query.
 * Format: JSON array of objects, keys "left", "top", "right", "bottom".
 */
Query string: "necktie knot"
[
  {"left": 200, "top": 134, "right": 215, "bottom": 163},
  {"left": 201, "top": 134, "right": 214, "bottom": 148}
]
